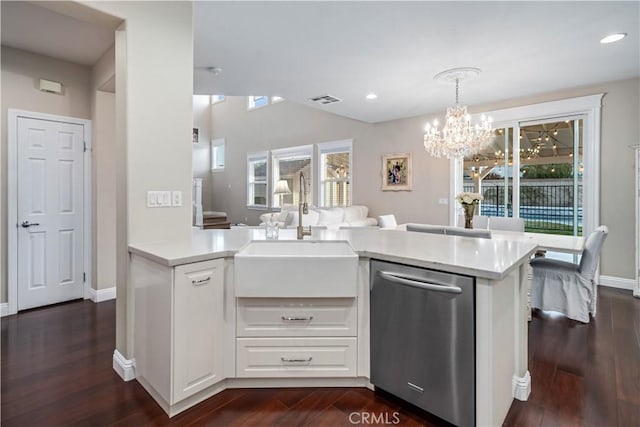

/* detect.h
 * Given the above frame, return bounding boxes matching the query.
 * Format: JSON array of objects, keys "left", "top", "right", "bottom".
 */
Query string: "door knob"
[{"left": 21, "top": 221, "right": 40, "bottom": 228}]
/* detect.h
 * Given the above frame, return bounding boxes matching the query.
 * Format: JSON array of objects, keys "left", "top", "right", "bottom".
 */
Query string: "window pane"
[
  {"left": 463, "top": 128, "right": 513, "bottom": 218},
  {"left": 323, "top": 181, "right": 350, "bottom": 207},
  {"left": 252, "top": 160, "right": 267, "bottom": 180},
  {"left": 323, "top": 152, "right": 350, "bottom": 179},
  {"left": 252, "top": 183, "right": 267, "bottom": 206},
  {"left": 519, "top": 119, "right": 583, "bottom": 236},
  {"left": 253, "top": 96, "right": 268, "bottom": 108},
  {"left": 213, "top": 144, "right": 225, "bottom": 169},
  {"left": 276, "top": 157, "right": 311, "bottom": 206}
]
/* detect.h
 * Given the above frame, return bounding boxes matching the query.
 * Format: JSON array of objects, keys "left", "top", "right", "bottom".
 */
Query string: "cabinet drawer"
[
  {"left": 236, "top": 337, "right": 357, "bottom": 378},
  {"left": 237, "top": 298, "right": 357, "bottom": 337}
]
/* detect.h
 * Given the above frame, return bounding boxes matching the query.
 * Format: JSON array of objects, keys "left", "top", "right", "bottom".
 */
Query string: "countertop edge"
[
  {"left": 128, "top": 246, "right": 234, "bottom": 267},
  {"left": 128, "top": 244, "right": 538, "bottom": 280}
]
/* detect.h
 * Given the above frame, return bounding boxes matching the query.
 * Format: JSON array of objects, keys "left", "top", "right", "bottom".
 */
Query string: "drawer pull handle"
[
  {"left": 281, "top": 315, "right": 314, "bottom": 321},
  {"left": 191, "top": 277, "right": 211, "bottom": 286},
  {"left": 281, "top": 357, "right": 313, "bottom": 363}
]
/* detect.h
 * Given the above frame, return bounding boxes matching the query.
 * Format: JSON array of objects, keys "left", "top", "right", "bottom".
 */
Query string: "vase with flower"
[{"left": 456, "top": 192, "right": 484, "bottom": 229}]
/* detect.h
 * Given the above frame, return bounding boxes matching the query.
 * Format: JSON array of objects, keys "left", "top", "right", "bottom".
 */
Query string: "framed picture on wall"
[
  {"left": 382, "top": 152, "right": 412, "bottom": 191},
  {"left": 192, "top": 127, "right": 200, "bottom": 143}
]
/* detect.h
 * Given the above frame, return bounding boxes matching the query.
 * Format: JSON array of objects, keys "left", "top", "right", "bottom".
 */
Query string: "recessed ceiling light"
[
  {"left": 366, "top": 93, "right": 377, "bottom": 100},
  {"left": 600, "top": 33, "right": 627, "bottom": 44}
]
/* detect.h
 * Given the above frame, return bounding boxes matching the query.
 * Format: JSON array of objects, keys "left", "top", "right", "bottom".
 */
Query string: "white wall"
[
  {"left": 0, "top": 46, "right": 92, "bottom": 302},
  {"left": 81, "top": 1, "right": 194, "bottom": 359},
  {"left": 210, "top": 78, "right": 639, "bottom": 280}
]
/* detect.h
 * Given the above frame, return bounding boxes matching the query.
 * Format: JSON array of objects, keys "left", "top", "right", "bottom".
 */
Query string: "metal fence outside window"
[{"left": 463, "top": 183, "right": 582, "bottom": 235}]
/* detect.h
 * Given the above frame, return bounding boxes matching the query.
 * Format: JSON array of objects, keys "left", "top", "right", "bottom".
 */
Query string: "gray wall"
[
  {"left": 193, "top": 94, "right": 212, "bottom": 211},
  {"left": 209, "top": 78, "right": 639, "bottom": 280},
  {"left": 1, "top": 46, "right": 93, "bottom": 303}
]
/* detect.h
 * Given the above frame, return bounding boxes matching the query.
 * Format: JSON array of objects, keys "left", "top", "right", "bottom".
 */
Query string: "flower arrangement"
[{"left": 456, "top": 192, "right": 484, "bottom": 205}]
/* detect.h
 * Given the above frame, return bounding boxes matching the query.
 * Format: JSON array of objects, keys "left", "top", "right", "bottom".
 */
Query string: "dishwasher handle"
[{"left": 377, "top": 271, "right": 462, "bottom": 295}]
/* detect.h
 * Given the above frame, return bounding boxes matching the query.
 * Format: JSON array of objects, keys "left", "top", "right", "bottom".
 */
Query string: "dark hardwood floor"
[{"left": 2, "top": 287, "right": 639, "bottom": 426}]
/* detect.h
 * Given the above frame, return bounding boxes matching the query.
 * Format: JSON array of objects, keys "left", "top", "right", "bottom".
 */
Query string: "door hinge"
[
  {"left": 83, "top": 272, "right": 86, "bottom": 282},
  {"left": 83, "top": 141, "right": 87, "bottom": 153}
]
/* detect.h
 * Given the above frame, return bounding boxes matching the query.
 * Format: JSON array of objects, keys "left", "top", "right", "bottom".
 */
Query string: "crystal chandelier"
[{"left": 423, "top": 68, "right": 494, "bottom": 159}]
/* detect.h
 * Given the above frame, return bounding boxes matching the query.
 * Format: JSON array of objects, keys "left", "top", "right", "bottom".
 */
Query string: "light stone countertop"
[{"left": 129, "top": 227, "right": 538, "bottom": 280}]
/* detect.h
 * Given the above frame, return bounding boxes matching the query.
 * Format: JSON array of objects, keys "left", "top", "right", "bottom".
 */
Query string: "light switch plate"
[
  {"left": 161, "top": 191, "right": 171, "bottom": 206},
  {"left": 172, "top": 191, "right": 182, "bottom": 207},
  {"left": 147, "top": 191, "right": 157, "bottom": 207}
]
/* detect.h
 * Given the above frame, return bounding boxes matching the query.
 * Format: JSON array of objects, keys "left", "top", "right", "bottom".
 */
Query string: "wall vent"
[{"left": 308, "top": 94, "right": 342, "bottom": 105}]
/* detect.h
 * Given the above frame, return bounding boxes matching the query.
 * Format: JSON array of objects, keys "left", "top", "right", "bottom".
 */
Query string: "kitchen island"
[{"left": 128, "top": 228, "right": 537, "bottom": 426}]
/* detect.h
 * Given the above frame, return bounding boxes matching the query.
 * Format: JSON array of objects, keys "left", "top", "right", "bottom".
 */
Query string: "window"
[
  {"left": 318, "top": 140, "right": 352, "bottom": 207},
  {"left": 271, "top": 96, "right": 285, "bottom": 104},
  {"left": 247, "top": 96, "right": 268, "bottom": 110},
  {"left": 211, "top": 95, "right": 225, "bottom": 104},
  {"left": 271, "top": 145, "right": 313, "bottom": 208},
  {"left": 452, "top": 94, "right": 603, "bottom": 238},
  {"left": 247, "top": 151, "right": 268, "bottom": 208},
  {"left": 211, "top": 138, "right": 225, "bottom": 171}
]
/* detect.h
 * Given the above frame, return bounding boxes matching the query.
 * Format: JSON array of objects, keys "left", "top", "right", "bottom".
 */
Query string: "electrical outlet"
[
  {"left": 438, "top": 198, "right": 449, "bottom": 205},
  {"left": 172, "top": 191, "right": 182, "bottom": 207}
]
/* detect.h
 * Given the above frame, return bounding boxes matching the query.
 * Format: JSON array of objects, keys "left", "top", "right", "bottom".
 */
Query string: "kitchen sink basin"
[{"left": 234, "top": 240, "right": 359, "bottom": 297}]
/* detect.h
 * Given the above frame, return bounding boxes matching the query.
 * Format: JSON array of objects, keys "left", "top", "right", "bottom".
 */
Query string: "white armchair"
[{"left": 530, "top": 226, "right": 608, "bottom": 323}]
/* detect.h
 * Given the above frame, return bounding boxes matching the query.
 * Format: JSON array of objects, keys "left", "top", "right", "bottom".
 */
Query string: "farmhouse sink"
[{"left": 234, "top": 240, "right": 358, "bottom": 297}]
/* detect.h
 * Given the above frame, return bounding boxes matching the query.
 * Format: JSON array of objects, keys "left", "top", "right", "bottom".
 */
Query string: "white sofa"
[{"left": 259, "top": 205, "right": 378, "bottom": 230}]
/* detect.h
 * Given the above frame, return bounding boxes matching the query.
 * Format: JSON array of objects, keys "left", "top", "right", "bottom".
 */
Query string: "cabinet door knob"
[
  {"left": 281, "top": 356, "right": 312, "bottom": 363},
  {"left": 281, "top": 315, "right": 313, "bottom": 321},
  {"left": 191, "top": 277, "right": 211, "bottom": 286}
]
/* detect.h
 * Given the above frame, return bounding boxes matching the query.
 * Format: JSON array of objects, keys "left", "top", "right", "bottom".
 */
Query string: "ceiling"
[
  {"left": 194, "top": 1, "right": 640, "bottom": 123},
  {"left": 1, "top": 2, "right": 637, "bottom": 124},
  {"left": 0, "top": 1, "right": 115, "bottom": 66}
]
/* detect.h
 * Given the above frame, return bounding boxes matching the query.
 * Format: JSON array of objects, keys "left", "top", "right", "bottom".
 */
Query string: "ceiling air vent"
[{"left": 308, "top": 94, "right": 342, "bottom": 105}]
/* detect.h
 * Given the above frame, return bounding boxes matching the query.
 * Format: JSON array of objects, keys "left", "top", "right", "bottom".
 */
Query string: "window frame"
[
  {"left": 317, "top": 139, "right": 353, "bottom": 208},
  {"left": 246, "top": 151, "right": 269, "bottom": 209},
  {"left": 211, "top": 138, "right": 225, "bottom": 171},
  {"left": 271, "top": 145, "right": 314, "bottom": 208}
]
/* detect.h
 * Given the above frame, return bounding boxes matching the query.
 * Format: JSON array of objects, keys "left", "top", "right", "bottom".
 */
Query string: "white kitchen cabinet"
[
  {"left": 236, "top": 297, "right": 357, "bottom": 337},
  {"left": 236, "top": 337, "right": 357, "bottom": 378},
  {"left": 236, "top": 297, "right": 358, "bottom": 377},
  {"left": 173, "top": 259, "right": 224, "bottom": 402},
  {"left": 132, "top": 255, "right": 225, "bottom": 409}
]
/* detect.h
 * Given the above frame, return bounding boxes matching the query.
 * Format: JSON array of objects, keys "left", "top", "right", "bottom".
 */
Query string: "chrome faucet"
[{"left": 297, "top": 171, "right": 312, "bottom": 239}]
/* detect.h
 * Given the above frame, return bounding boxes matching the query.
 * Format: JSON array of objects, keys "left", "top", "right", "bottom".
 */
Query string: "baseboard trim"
[
  {"left": 113, "top": 349, "right": 136, "bottom": 381},
  {"left": 0, "top": 303, "right": 10, "bottom": 317},
  {"left": 88, "top": 287, "right": 116, "bottom": 303},
  {"left": 512, "top": 370, "right": 531, "bottom": 401},
  {"left": 599, "top": 275, "right": 636, "bottom": 291}
]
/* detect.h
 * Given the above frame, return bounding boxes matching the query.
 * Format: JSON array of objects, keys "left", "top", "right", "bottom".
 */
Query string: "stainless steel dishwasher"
[{"left": 370, "top": 260, "right": 475, "bottom": 427}]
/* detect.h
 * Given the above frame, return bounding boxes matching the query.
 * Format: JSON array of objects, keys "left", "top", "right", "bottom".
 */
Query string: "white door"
[{"left": 17, "top": 117, "right": 85, "bottom": 310}]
